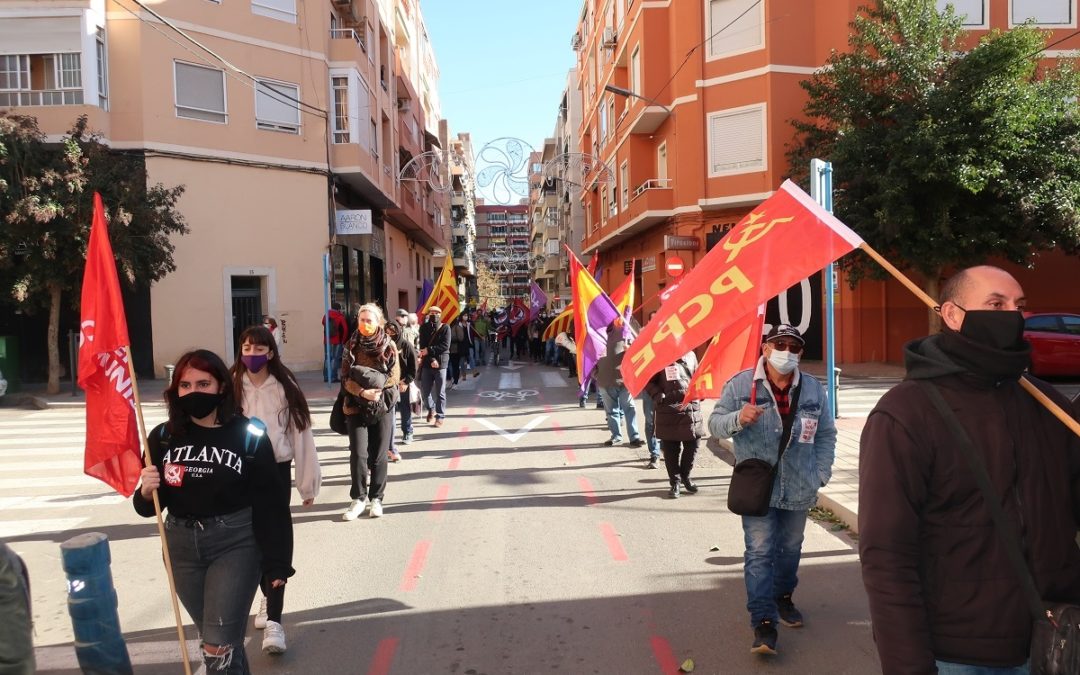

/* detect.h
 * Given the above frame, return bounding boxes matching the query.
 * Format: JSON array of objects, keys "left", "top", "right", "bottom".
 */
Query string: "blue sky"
[{"left": 423, "top": 0, "right": 581, "bottom": 153}]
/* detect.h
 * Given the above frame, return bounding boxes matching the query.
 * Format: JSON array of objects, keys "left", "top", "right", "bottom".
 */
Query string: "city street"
[{"left": 4, "top": 359, "right": 881, "bottom": 674}]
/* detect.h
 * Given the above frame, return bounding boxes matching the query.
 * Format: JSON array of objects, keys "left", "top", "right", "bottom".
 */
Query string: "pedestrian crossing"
[{"left": 834, "top": 376, "right": 902, "bottom": 419}]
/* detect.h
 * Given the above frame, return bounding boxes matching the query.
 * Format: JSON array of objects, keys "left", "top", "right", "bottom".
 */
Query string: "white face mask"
[{"left": 767, "top": 347, "right": 800, "bottom": 374}]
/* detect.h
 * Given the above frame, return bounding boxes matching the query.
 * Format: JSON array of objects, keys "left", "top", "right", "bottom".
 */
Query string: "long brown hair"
[
  {"left": 231, "top": 325, "right": 312, "bottom": 432},
  {"left": 165, "top": 350, "right": 238, "bottom": 435}
]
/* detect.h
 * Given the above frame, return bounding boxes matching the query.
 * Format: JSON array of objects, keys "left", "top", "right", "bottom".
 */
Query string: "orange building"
[{"left": 576, "top": 0, "right": 1080, "bottom": 363}]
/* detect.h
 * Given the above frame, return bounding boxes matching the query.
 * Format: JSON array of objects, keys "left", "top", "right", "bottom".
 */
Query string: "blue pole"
[
  {"left": 323, "top": 252, "right": 333, "bottom": 386},
  {"left": 60, "top": 532, "right": 133, "bottom": 675},
  {"left": 811, "top": 159, "right": 838, "bottom": 418}
]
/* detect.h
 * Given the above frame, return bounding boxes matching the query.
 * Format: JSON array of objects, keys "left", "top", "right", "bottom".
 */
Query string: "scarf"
[
  {"left": 936, "top": 327, "right": 1032, "bottom": 387},
  {"left": 342, "top": 326, "right": 396, "bottom": 376}
]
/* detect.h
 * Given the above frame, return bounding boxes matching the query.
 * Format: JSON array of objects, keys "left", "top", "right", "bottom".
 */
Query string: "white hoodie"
[{"left": 241, "top": 373, "right": 321, "bottom": 501}]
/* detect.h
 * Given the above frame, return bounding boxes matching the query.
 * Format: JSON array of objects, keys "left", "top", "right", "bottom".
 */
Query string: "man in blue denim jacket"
[{"left": 709, "top": 324, "right": 836, "bottom": 656}]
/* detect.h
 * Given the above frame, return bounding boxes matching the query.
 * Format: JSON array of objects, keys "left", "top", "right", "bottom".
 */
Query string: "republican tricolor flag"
[
  {"left": 568, "top": 247, "right": 620, "bottom": 393},
  {"left": 78, "top": 193, "right": 143, "bottom": 497}
]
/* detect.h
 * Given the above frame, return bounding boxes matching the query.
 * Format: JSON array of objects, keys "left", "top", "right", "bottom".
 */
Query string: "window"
[
  {"left": 608, "top": 96, "right": 616, "bottom": 133},
  {"left": 1012, "top": 0, "right": 1074, "bottom": 24},
  {"left": 620, "top": 161, "right": 629, "bottom": 207},
  {"left": 1062, "top": 315, "right": 1080, "bottom": 335},
  {"left": 370, "top": 118, "right": 378, "bottom": 157},
  {"left": 708, "top": 0, "right": 765, "bottom": 58},
  {"left": 255, "top": 79, "right": 300, "bottom": 133},
  {"left": 174, "top": 61, "right": 226, "bottom": 123},
  {"left": 657, "top": 142, "right": 668, "bottom": 180},
  {"left": 332, "top": 76, "right": 349, "bottom": 143},
  {"left": 707, "top": 103, "right": 766, "bottom": 176},
  {"left": 599, "top": 101, "right": 608, "bottom": 139},
  {"left": 96, "top": 28, "right": 108, "bottom": 108},
  {"left": 252, "top": 0, "right": 297, "bottom": 23},
  {"left": 1025, "top": 315, "right": 1061, "bottom": 332},
  {"left": 630, "top": 45, "right": 641, "bottom": 95},
  {"left": 936, "top": 0, "right": 987, "bottom": 25}
]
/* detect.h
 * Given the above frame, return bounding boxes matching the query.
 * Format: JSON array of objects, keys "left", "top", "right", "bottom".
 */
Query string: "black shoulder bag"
[
  {"left": 727, "top": 382, "right": 801, "bottom": 517},
  {"left": 919, "top": 380, "right": 1080, "bottom": 675}
]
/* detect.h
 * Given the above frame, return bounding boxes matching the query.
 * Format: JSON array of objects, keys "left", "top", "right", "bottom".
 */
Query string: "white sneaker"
[
  {"left": 342, "top": 498, "right": 367, "bottom": 521},
  {"left": 369, "top": 499, "right": 383, "bottom": 518},
  {"left": 254, "top": 596, "right": 268, "bottom": 629},
  {"left": 262, "top": 620, "right": 286, "bottom": 654}
]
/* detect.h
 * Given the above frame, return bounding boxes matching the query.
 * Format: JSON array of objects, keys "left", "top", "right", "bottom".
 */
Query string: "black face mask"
[
  {"left": 958, "top": 308, "right": 1026, "bottom": 351},
  {"left": 427, "top": 315, "right": 439, "bottom": 325},
  {"left": 176, "top": 391, "right": 225, "bottom": 419}
]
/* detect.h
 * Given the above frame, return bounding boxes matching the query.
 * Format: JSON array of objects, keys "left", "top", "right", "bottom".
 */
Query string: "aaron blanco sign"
[{"left": 336, "top": 209, "right": 373, "bottom": 235}]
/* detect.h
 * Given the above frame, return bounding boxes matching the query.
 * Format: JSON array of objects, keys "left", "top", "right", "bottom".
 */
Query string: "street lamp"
[{"left": 603, "top": 84, "right": 672, "bottom": 115}]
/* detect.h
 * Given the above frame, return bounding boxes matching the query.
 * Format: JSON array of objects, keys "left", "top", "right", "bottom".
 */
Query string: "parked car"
[
  {"left": 0, "top": 368, "right": 6, "bottom": 398},
  {"left": 1023, "top": 312, "right": 1080, "bottom": 377}
]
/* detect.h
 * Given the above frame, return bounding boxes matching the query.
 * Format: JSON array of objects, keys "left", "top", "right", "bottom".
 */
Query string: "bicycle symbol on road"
[{"left": 478, "top": 389, "right": 539, "bottom": 402}]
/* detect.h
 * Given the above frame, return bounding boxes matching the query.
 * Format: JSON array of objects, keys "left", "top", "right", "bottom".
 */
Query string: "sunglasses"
[{"left": 769, "top": 340, "right": 804, "bottom": 354}]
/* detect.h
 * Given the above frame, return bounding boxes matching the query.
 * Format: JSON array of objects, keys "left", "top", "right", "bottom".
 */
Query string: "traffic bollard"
[{"left": 60, "top": 532, "right": 133, "bottom": 675}]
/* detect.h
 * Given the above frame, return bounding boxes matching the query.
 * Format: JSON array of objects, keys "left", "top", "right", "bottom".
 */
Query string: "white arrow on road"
[
  {"left": 475, "top": 415, "right": 548, "bottom": 443},
  {"left": 500, "top": 360, "right": 525, "bottom": 371}
]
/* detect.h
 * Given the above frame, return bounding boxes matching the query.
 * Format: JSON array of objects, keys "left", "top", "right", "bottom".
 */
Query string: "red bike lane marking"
[
  {"left": 467, "top": 407, "right": 476, "bottom": 416},
  {"left": 564, "top": 447, "right": 577, "bottom": 463},
  {"left": 457, "top": 425, "right": 469, "bottom": 440},
  {"left": 429, "top": 484, "right": 450, "bottom": 519},
  {"left": 551, "top": 420, "right": 564, "bottom": 435},
  {"left": 598, "top": 522, "right": 629, "bottom": 561},
  {"left": 366, "top": 636, "right": 400, "bottom": 675},
  {"left": 578, "top": 476, "right": 598, "bottom": 506},
  {"left": 649, "top": 635, "right": 680, "bottom": 674},
  {"left": 447, "top": 451, "right": 462, "bottom": 471},
  {"left": 400, "top": 541, "right": 432, "bottom": 591}
]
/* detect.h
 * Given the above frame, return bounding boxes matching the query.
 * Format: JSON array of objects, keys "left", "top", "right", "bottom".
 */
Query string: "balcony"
[
  {"left": 544, "top": 254, "right": 562, "bottom": 275},
  {"left": 330, "top": 27, "right": 366, "bottom": 52},
  {"left": 328, "top": 28, "right": 370, "bottom": 71},
  {"left": 330, "top": 144, "right": 395, "bottom": 209},
  {"left": 386, "top": 185, "right": 444, "bottom": 249}
]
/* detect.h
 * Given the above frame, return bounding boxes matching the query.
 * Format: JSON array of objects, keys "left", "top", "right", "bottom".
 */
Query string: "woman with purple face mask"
[{"left": 230, "top": 325, "right": 321, "bottom": 656}]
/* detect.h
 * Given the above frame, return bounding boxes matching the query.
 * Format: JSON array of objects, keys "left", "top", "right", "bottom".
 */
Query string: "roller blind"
[
  {"left": 1012, "top": 0, "right": 1072, "bottom": 24},
  {"left": 935, "top": 0, "right": 986, "bottom": 25},
  {"left": 255, "top": 79, "right": 300, "bottom": 132},
  {"left": 0, "top": 17, "right": 82, "bottom": 54},
  {"left": 709, "top": 106, "right": 765, "bottom": 175},
  {"left": 708, "top": 0, "right": 763, "bottom": 57}
]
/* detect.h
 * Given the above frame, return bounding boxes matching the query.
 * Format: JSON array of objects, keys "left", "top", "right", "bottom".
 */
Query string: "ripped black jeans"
[{"left": 165, "top": 507, "right": 260, "bottom": 674}]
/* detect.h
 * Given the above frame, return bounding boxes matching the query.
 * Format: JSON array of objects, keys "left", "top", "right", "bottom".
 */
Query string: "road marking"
[
  {"left": 367, "top": 636, "right": 400, "bottom": 675},
  {"left": 497, "top": 372, "right": 522, "bottom": 389},
  {"left": 543, "top": 404, "right": 553, "bottom": 413},
  {"left": 429, "top": 484, "right": 450, "bottom": 519},
  {"left": 453, "top": 377, "right": 477, "bottom": 391},
  {"left": 400, "top": 541, "right": 432, "bottom": 591},
  {"left": 467, "top": 407, "right": 477, "bottom": 416},
  {"left": 0, "top": 517, "right": 88, "bottom": 538},
  {"left": 35, "top": 638, "right": 205, "bottom": 669},
  {"left": 599, "top": 522, "right": 629, "bottom": 561},
  {"left": 0, "top": 476, "right": 103, "bottom": 489},
  {"left": 500, "top": 360, "right": 525, "bottom": 371},
  {"left": 649, "top": 635, "right": 679, "bottom": 674},
  {"left": 564, "top": 447, "right": 577, "bottom": 463},
  {"left": 539, "top": 371, "right": 568, "bottom": 388},
  {"left": 578, "top": 477, "right": 598, "bottom": 507},
  {"left": 475, "top": 415, "right": 548, "bottom": 443},
  {"left": 0, "top": 494, "right": 125, "bottom": 510},
  {"left": 3, "top": 459, "right": 83, "bottom": 472},
  {"left": 552, "top": 420, "right": 564, "bottom": 435},
  {"left": 448, "top": 452, "right": 462, "bottom": 471}
]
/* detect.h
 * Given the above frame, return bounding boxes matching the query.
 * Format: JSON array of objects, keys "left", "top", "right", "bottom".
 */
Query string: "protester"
[
  {"left": 405, "top": 312, "right": 420, "bottom": 348},
  {"left": 0, "top": 541, "right": 33, "bottom": 674},
  {"left": 645, "top": 350, "right": 703, "bottom": 494},
  {"left": 640, "top": 311, "right": 663, "bottom": 468},
  {"left": 448, "top": 317, "right": 471, "bottom": 389},
  {"left": 594, "top": 321, "right": 644, "bottom": 448},
  {"left": 473, "top": 312, "right": 489, "bottom": 366},
  {"left": 709, "top": 325, "right": 836, "bottom": 656},
  {"left": 134, "top": 349, "right": 293, "bottom": 674},
  {"left": 261, "top": 315, "right": 282, "bottom": 352},
  {"left": 418, "top": 306, "right": 451, "bottom": 427},
  {"left": 340, "top": 304, "right": 401, "bottom": 520},
  {"left": 859, "top": 265, "right": 1080, "bottom": 675},
  {"left": 231, "top": 325, "right": 320, "bottom": 654},
  {"left": 321, "top": 302, "right": 349, "bottom": 382},
  {"left": 385, "top": 317, "right": 418, "bottom": 459}
]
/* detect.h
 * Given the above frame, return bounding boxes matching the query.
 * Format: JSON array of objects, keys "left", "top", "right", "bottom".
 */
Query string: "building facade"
[
  {"left": 475, "top": 202, "right": 530, "bottom": 303},
  {"left": 0, "top": 0, "right": 447, "bottom": 376},
  {"left": 574, "top": 0, "right": 1080, "bottom": 362}
]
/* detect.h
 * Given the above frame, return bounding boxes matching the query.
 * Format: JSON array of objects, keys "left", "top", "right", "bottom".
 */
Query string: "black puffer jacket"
[{"left": 644, "top": 351, "right": 704, "bottom": 442}]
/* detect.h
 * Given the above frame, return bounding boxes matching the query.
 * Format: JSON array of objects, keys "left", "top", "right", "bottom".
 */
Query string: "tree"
[
  {"left": 788, "top": 0, "right": 1080, "bottom": 328},
  {"left": 0, "top": 114, "right": 187, "bottom": 393}
]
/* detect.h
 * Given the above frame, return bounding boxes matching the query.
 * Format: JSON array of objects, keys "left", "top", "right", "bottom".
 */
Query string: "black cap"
[{"left": 764, "top": 324, "right": 804, "bottom": 345}]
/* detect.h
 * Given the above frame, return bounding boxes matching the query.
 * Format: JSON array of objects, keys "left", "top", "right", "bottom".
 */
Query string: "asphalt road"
[{"left": 5, "top": 360, "right": 880, "bottom": 674}]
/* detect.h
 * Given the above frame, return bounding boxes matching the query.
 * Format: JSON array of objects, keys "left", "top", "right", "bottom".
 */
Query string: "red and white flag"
[
  {"left": 78, "top": 193, "right": 142, "bottom": 496},
  {"left": 623, "top": 180, "right": 863, "bottom": 396}
]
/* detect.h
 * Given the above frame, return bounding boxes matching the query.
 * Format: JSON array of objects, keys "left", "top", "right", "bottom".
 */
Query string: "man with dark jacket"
[
  {"left": 594, "top": 321, "right": 644, "bottom": 448},
  {"left": 418, "top": 306, "right": 451, "bottom": 427},
  {"left": 386, "top": 317, "right": 418, "bottom": 458},
  {"left": 859, "top": 265, "right": 1080, "bottom": 675}
]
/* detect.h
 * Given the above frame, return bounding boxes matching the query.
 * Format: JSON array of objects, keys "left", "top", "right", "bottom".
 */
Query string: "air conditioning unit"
[
  {"left": 602, "top": 27, "right": 617, "bottom": 48},
  {"left": 396, "top": 98, "right": 409, "bottom": 110},
  {"left": 570, "top": 32, "right": 582, "bottom": 51}
]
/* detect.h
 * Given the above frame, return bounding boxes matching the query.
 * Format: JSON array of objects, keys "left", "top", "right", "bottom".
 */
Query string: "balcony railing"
[
  {"left": 632, "top": 178, "right": 672, "bottom": 200},
  {"left": 0, "top": 89, "right": 83, "bottom": 107},
  {"left": 329, "top": 28, "right": 366, "bottom": 52}
]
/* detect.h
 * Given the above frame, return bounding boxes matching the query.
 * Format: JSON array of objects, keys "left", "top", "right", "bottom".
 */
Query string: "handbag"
[
  {"left": 329, "top": 391, "right": 348, "bottom": 435},
  {"left": 919, "top": 380, "right": 1080, "bottom": 675},
  {"left": 727, "top": 382, "right": 801, "bottom": 517}
]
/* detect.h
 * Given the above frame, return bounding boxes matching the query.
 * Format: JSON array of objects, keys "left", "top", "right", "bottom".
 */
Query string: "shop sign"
[
  {"left": 641, "top": 256, "right": 657, "bottom": 273},
  {"left": 336, "top": 209, "right": 372, "bottom": 235},
  {"left": 663, "top": 235, "right": 700, "bottom": 251}
]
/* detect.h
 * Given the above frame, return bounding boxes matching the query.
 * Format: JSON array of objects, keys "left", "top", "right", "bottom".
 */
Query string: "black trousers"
[
  {"left": 346, "top": 413, "right": 392, "bottom": 501},
  {"left": 259, "top": 461, "right": 291, "bottom": 623},
  {"left": 661, "top": 439, "right": 699, "bottom": 485}
]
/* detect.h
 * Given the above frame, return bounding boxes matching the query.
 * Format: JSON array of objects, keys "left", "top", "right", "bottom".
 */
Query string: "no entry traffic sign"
[{"left": 666, "top": 256, "right": 685, "bottom": 277}]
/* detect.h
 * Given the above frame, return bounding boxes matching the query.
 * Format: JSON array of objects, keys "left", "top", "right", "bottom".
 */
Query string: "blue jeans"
[
  {"left": 935, "top": 661, "right": 1029, "bottom": 675},
  {"left": 545, "top": 338, "right": 557, "bottom": 365},
  {"left": 165, "top": 508, "right": 261, "bottom": 674},
  {"left": 641, "top": 395, "right": 660, "bottom": 459},
  {"left": 324, "top": 343, "right": 343, "bottom": 381},
  {"left": 742, "top": 507, "right": 808, "bottom": 626},
  {"left": 420, "top": 365, "right": 447, "bottom": 419},
  {"left": 600, "top": 384, "right": 641, "bottom": 442}
]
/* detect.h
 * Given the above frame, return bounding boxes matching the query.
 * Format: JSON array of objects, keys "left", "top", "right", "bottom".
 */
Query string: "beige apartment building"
[{"left": 0, "top": 0, "right": 446, "bottom": 377}]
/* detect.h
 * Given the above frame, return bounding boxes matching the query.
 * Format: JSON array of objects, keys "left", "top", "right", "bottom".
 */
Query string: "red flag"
[
  {"left": 610, "top": 261, "right": 635, "bottom": 317},
  {"left": 586, "top": 254, "right": 599, "bottom": 277},
  {"left": 509, "top": 299, "right": 529, "bottom": 336},
  {"left": 683, "top": 305, "right": 765, "bottom": 403},
  {"left": 622, "top": 180, "right": 863, "bottom": 396},
  {"left": 79, "top": 193, "right": 142, "bottom": 496}
]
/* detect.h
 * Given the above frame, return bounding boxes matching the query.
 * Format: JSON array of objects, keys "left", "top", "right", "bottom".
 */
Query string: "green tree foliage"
[
  {"left": 0, "top": 113, "right": 188, "bottom": 392},
  {"left": 788, "top": 0, "right": 1080, "bottom": 306}
]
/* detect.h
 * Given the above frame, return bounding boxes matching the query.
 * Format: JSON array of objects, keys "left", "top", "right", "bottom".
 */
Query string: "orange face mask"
[{"left": 358, "top": 322, "right": 377, "bottom": 337}]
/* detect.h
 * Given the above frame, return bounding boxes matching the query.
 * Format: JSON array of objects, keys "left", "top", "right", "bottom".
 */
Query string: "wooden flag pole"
[
  {"left": 125, "top": 348, "right": 193, "bottom": 675},
  {"left": 858, "top": 242, "right": 1080, "bottom": 439}
]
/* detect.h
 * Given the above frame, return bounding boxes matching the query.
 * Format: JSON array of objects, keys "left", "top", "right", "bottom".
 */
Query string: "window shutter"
[
  {"left": 256, "top": 80, "right": 300, "bottom": 131},
  {"left": 1011, "top": 0, "right": 1072, "bottom": 24},
  {"left": 0, "top": 17, "right": 81, "bottom": 54},
  {"left": 175, "top": 62, "right": 226, "bottom": 122},
  {"left": 709, "top": 0, "right": 763, "bottom": 57},
  {"left": 709, "top": 107, "right": 765, "bottom": 175},
  {"left": 935, "top": 0, "right": 985, "bottom": 25}
]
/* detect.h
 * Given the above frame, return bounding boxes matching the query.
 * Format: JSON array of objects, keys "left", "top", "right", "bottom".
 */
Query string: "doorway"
[
  {"left": 370, "top": 256, "right": 385, "bottom": 310},
  {"left": 231, "top": 276, "right": 262, "bottom": 359}
]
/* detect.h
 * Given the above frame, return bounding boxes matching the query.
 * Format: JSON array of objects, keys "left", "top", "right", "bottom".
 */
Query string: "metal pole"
[
  {"left": 61, "top": 532, "right": 134, "bottom": 674},
  {"left": 323, "top": 252, "right": 333, "bottom": 386},
  {"left": 811, "top": 158, "right": 838, "bottom": 418}
]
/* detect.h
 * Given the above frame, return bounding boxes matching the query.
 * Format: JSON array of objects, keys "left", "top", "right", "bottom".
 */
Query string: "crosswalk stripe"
[
  {"left": 0, "top": 495, "right": 126, "bottom": 510},
  {"left": 0, "top": 476, "right": 105, "bottom": 489},
  {"left": 0, "top": 517, "right": 88, "bottom": 538},
  {"left": 2, "top": 459, "right": 83, "bottom": 471},
  {"left": 540, "top": 371, "right": 568, "bottom": 388},
  {"left": 498, "top": 373, "right": 522, "bottom": 389},
  {"left": 0, "top": 446, "right": 85, "bottom": 457},
  {"left": 453, "top": 377, "right": 477, "bottom": 391}
]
